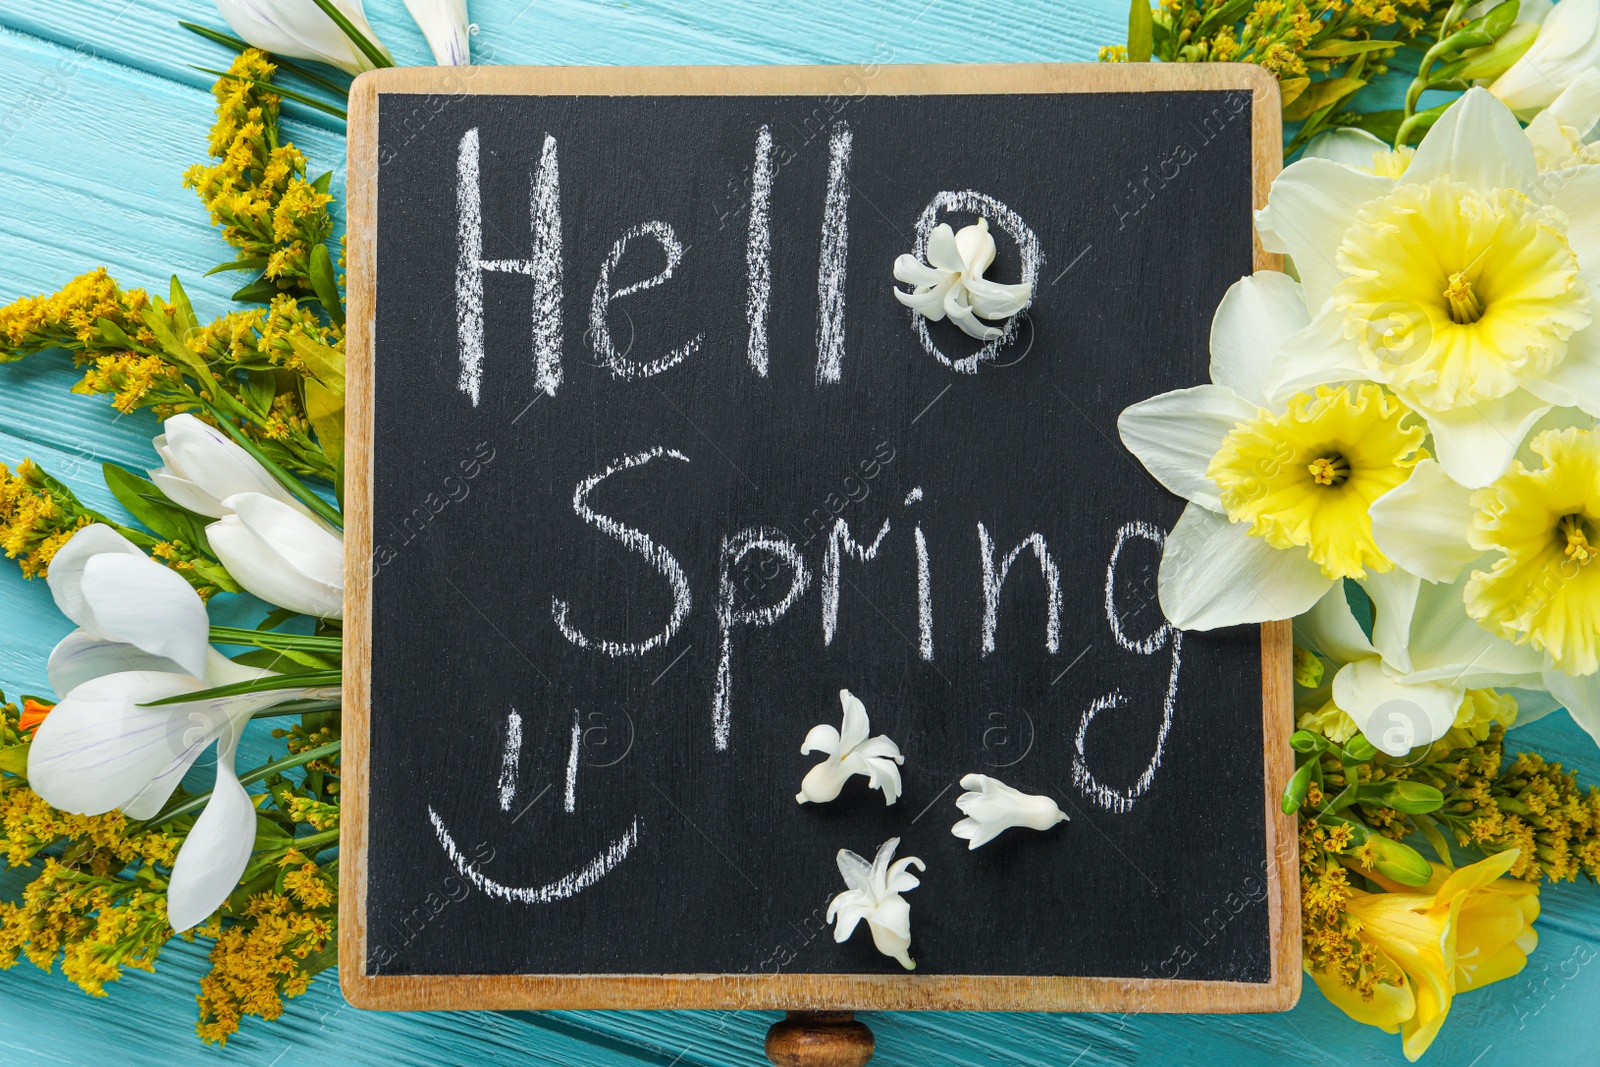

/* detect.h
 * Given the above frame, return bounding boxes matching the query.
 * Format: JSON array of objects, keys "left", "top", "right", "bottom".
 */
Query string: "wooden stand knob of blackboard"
[{"left": 764, "top": 1011, "right": 875, "bottom": 1067}]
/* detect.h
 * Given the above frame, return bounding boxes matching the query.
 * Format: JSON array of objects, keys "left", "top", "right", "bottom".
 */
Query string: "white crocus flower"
[
  {"left": 1491, "top": 0, "right": 1600, "bottom": 118},
  {"left": 403, "top": 0, "right": 471, "bottom": 65},
  {"left": 893, "top": 217, "right": 1033, "bottom": 341},
  {"left": 1526, "top": 69, "right": 1600, "bottom": 169},
  {"left": 1254, "top": 88, "right": 1600, "bottom": 489},
  {"left": 28, "top": 525, "right": 315, "bottom": 931},
  {"left": 1294, "top": 578, "right": 1545, "bottom": 756},
  {"left": 950, "top": 774, "right": 1067, "bottom": 849},
  {"left": 208, "top": 493, "right": 344, "bottom": 620},
  {"left": 1119, "top": 271, "right": 1429, "bottom": 629},
  {"left": 149, "top": 414, "right": 310, "bottom": 519},
  {"left": 796, "top": 689, "right": 904, "bottom": 805},
  {"left": 826, "top": 837, "right": 924, "bottom": 971},
  {"left": 212, "top": 0, "right": 392, "bottom": 75}
]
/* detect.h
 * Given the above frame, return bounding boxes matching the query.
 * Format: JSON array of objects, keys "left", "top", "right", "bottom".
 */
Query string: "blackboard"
[{"left": 342, "top": 63, "right": 1297, "bottom": 1014}]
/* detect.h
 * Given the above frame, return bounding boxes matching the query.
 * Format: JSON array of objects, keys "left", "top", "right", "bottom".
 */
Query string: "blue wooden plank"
[{"left": 0, "top": 2, "right": 1596, "bottom": 1065}]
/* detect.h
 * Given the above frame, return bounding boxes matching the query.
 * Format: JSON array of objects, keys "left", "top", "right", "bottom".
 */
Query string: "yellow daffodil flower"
[
  {"left": 1312, "top": 849, "right": 1539, "bottom": 1062},
  {"left": 1119, "top": 270, "right": 1430, "bottom": 630},
  {"left": 1370, "top": 423, "right": 1600, "bottom": 740},
  {"left": 1256, "top": 89, "right": 1600, "bottom": 490}
]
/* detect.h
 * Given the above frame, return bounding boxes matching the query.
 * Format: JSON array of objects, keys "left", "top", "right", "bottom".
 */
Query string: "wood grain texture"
[
  {"left": 0, "top": 4, "right": 1597, "bottom": 1065},
  {"left": 340, "top": 58, "right": 1298, "bottom": 1015}
]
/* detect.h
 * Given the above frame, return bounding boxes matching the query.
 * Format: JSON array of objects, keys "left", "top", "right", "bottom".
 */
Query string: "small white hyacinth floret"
[
  {"left": 826, "top": 837, "right": 924, "bottom": 971},
  {"left": 950, "top": 774, "right": 1069, "bottom": 849},
  {"left": 893, "top": 217, "right": 1033, "bottom": 341},
  {"left": 796, "top": 689, "right": 905, "bottom": 805}
]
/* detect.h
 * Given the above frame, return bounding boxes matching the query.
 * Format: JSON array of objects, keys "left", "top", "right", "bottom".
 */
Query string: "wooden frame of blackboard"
[{"left": 340, "top": 61, "right": 1298, "bottom": 1015}]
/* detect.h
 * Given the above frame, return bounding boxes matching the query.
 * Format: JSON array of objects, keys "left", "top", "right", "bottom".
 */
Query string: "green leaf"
[
  {"left": 1336, "top": 108, "right": 1404, "bottom": 142},
  {"left": 1283, "top": 76, "right": 1366, "bottom": 122},
  {"left": 232, "top": 277, "right": 283, "bottom": 304},
  {"left": 1301, "top": 40, "right": 1400, "bottom": 58},
  {"left": 309, "top": 244, "right": 345, "bottom": 326},
  {"left": 311, "top": 170, "right": 334, "bottom": 195},
  {"left": 0, "top": 743, "right": 29, "bottom": 776},
  {"left": 304, "top": 378, "right": 345, "bottom": 488},
  {"left": 288, "top": 335, "right": 345, "bottom": 393},
  {"left": 210, "top": 626, "right": 343, "bottom": 652},
  {"left": 95, "top": 317, "right": 133, "bottom": 348},
  {"left": 187, "top": 557, "right": 244, "bottom": 594},
  {"left": 101, "top": 463, "right": 210, "bottom": 548},
  {"left": 204, "top": 257, "right": 270, "bottom": 277},
  {"left": 1292, "top": 646, "right": 1326, "bottom": 689},
  {"left": 307, "top": 0, "right": 392, "bottom": 69},
  {"left": 1127, "top": 0, "right": 1154, "bottom": 62},
  {"left": 138, "top": 670, "right": 340, "bottom": 706},
  {"left": 1278, "top": 76, "right": 1311, "bottom": 109},
  {"left": 168, "top": 276, "right": 200, "bottom": 338},
  {"left": 258, "top": 608, "right": 300, "bottom": 632},
  {"left": 179, "top": 22, "right": 354, "bottom": 98},
  {"left": 1290, "top": 730, "right": 1327, "bottom": 754},
  {"left": 1413, "top": 814, "right": 1455, "bottom": 869},
  {"left": 1358, "top": 780, "right": 1444, "bottom": 814},
  {"left": 1282, "top": 761, "right": 1315, "bottom": 813}
]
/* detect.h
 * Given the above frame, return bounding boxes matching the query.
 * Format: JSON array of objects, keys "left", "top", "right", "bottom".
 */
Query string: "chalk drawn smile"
[{"left": 428, "top": 806, "right": 640, "bottom": 904}]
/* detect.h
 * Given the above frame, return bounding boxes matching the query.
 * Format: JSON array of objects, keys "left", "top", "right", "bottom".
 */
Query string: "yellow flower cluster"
[
  {"left": 0, "top": 460, "right": 92, "bottom": 579},
  {"left": 74, "top": 352, "right": 185, "bottom": 414},
  {"left": 0, "top": 267, "right": 154, "bottom": 359},
  {"left": 196, "top": 854, "right": 335, "bottom": 1045},
  {"left": 1448, "top": 745, "right": 1600, "bottom": 884},
  {"left": 186, "top": 294, "right": 342, "bottom": 378},
  {"left": 1301, "top": 816, "right": 1397, "bottom": 1000},
  {"left": 183, "top": 50, "right": 333, "bottom": 292}
]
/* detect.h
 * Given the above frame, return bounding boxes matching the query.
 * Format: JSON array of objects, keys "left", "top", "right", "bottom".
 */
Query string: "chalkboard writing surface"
[{"left": 341, "top": 63, "right": 1298, "bottom": 1013}]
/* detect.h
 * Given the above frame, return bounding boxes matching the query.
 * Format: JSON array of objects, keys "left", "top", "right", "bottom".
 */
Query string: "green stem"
[
  {"left": 202, "top": 401, "right": 344, "bottom": 530},
  {"left": 1398, "top": 0, "right": 1467, "bottom": 146},
  {"left": 307, "top": 0, "right": 393, "bottom": 70},
  {"left": 142, "top": 740, "right": 343, "bottom": 828},
  {"left": 193, "top": 68, "right": 348, "bottom": 120},
  {"left": 138, "top": 670, "right": 340, "bottom": 706},
  {"left": 210, "top": 626, "right": 343, "bottom": 652},
  {"left": 178, "top": 21, "right": 352, "bottom": 96},
  {"left": 252, "top": 699, "right": 342, "bottom": 719}
]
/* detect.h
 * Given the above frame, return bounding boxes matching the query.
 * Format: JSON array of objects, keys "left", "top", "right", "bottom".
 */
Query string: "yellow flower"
[
  {"left": 1465, "top": 427, "right": 1600, "bottom": 676},
  {"left": 1207, "top": 384, "right": 1426, "bottom": 579},
  {"left": 1335, "top": 178, "right": 1591, "bottom": 411},
  {"left": 1297, "top": 698, "right": 1360, "bottom": 743},
  {"left": 1311, "top": 848, "right": 1538, "bottom": 1062}
]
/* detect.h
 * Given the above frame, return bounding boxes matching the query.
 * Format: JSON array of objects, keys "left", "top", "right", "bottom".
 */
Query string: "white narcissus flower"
[
  {"left": 403, "top": 0, "right": 471, "bottom": 65},
  {"left": 950, "top": 774, "right": 1067, "bottom": 849},
  {"left": 1491, "top": 0, "right": 1600, "bottom": 118},
  {"left": 1525, "top": 69, "right": 1600, "bottom": 169},
  {"left": 795, "top": 689, "right": 904, "bottom": 805},
  {"left": 893, "top": 217, "right": 1033, "bottom": 341},
  {"left": 1369, "top": 422, "right": 1600, "bottom": 739},
  {"left": 1119, "top": 271, "right": 1427, "bottom": 630},
  {"left": 28, "top": 525, "right": 315, "bottom": 932},
  {"left": 1294, "top": 577, "right": 1544, "bottom": 756},
  {"left": 826, "top": 837, "right": 924, "bottom": 971},
  {"left": 212, "top": 0, "right": 392, "bottom": 76},
  {"left": 1254, "top": 88, "right": 1600, "bottom": 489},
  {"left": 208, "top": 493, "right": 344, "bottom": 620},
  {"left": 1301, "top": 127, "right": 1414, "bottom": 178},
  {"left": 149, "top": 413, "right": 311, "bottom": 519}
]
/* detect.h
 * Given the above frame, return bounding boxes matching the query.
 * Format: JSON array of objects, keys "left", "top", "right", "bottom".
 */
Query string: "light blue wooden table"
[{"left": 0, "top": 2, "right": 1596, "bottom": 1064}]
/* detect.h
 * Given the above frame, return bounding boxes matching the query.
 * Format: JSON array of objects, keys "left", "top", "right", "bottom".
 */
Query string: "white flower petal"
[
  {"left": 1408, "top": 88, "right": 1540, "bottom": 195},
  {"left": 27, "top": 672, "right": 209, "bottom": 815},
  {"left": 894, "top": 281, "right": 950, "bottom": 318},
  {"left": 210, "top": 493, "right": 344, "bottom": 619},
  {"left": 1117, "top": 385, "right": 1256, "bottom": 513},
  {"left": 1302, "top": 127, "right": 1392, "bottom": 170},
  {"left": 45, "top": 524, "right": 145, "bottom": 631},
  {"left": 796, "top": 761, "right": 850, "bottom": 805},
  {"left": 120, "top": 746, "right": 209, "bottom": 821},
  {"left": 1255, "top": 158, "right": 1393, "bottom": 309},
  {"left": 963, "top": 277, "right": 1033, "bottom": 319},
  {"left": 1209, "top": 272, "right": 1312, "bottom": 405},
  {"left": 1542, "top": 165, "right": 1600, "bottom": 288},
  {"left": 1424, "top": 391, "right": 1553, "bottom": 488},
  {"left": 1362, "top": 568, "right": 1421, "bottom": 674},
  {"left": 1405, "top": 569, "right": 1545, "bottom": 686},
  {"left": 1369, "top": 460, "right": 1481, "bottom": 582},
  {"left": 1491, "top": 0, "right": 1600, "bottom": 117},
  {"left": 827, "top": 893, "right": 872, "bottom": 942},
  {"left": 799, "top": 723, "right": 841, "bottom": 756},
  {"left": 1158, "top": 502, "right": 1333, "bottom": 630},
  {"left": 943, "top": 289, "right": 1003, "bottom": 341},
  {"left": 925, "top": 224, "right": 963, "bottom": 273},
  {"left": 147, "top": 467, "right": 223, "bottom": 518},
  {"left": 954, "top": 218, "right": 998, "bottom": 275},
  {"left": 1266, "top": 304, "right": 1374, "bottom": 403},
  {"left": 949, "top": 773, "right": 1067, "bottom": 849},
  {"left": 1544, "top": 661, "right": 1600, "bottom": 745},
  {"left": 166, "top": 735, "right": 257, "bottom": 933},
  {"left": 1529, "top": 324, "right": 1600, "bottom": 414},
  {"left": 1293, "top": 585, "right": 1375, "bottom": 666},
  {"left": 838, "top": 689, "right": 870, "bottom": 751},
  {"left": 213, "top": 0, "right": 392, "bottom": 75},
  {"left": 835, "top": 849, "right": 874, "bottom": 896},
  {"left": 47, "top": 629, "right": 188, "bottom": 699},
  {"left": 893, "top": 255, "right": 946, "bottom": 288},
  {"left": 1332, "top": 659, "right": 1463, "bottom": 756},
  {"left": 155, "top": 413, "right": 308, "bottom": 516},
  {"left": 402, "top": 0, "right": 470, "bottom": 65},
  {"left": 79, "top": 553, "right": 211, "bottom": 678}
]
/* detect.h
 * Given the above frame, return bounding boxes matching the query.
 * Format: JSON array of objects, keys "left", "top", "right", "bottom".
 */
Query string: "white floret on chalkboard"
[{"left": 796, "top": 689, "right": 906, "bottom": 806}]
